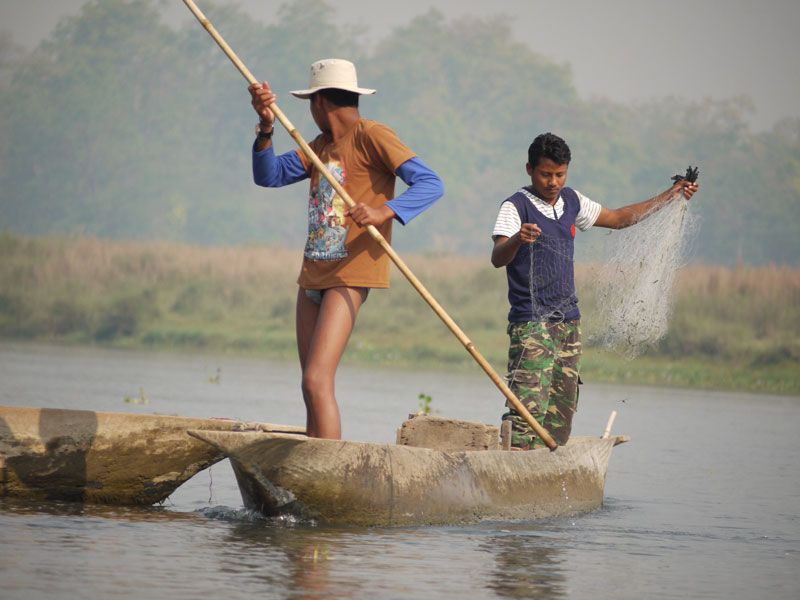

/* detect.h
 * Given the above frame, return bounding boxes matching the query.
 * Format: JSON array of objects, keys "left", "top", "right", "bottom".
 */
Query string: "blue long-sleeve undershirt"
[
  {"left": 252, "top": 143, "right": 443, "bottom": 225},
  {"left": 391, "top": 157, "right": 444, "bottom": 225}
]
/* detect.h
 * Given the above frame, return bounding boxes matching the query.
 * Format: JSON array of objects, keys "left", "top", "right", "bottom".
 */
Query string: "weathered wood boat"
[
  {"left": 0, "top": 405, "right": 303, "bottom": 504},
  {"left": 189, "top": 416, "right": 629, "bottom": 527}
]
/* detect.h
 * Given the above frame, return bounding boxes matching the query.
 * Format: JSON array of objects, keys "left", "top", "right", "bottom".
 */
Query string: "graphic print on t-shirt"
[{"left": 305, "top": 160, "right": 349, "bottom": 260}]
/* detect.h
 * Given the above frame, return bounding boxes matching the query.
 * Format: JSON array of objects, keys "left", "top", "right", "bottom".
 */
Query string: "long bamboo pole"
[{"left": 182, "top": 0, "right": 558, "bottom": 451}]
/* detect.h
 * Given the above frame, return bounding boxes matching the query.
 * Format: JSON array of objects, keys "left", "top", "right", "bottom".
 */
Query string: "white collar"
[{"left": 520, "top": 187, "right": 562, "bottom": 217}]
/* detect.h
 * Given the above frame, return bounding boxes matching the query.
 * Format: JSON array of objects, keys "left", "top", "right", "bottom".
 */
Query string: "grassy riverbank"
[{"left": 1, "top": 234, "right": 798, "bottom": 395}]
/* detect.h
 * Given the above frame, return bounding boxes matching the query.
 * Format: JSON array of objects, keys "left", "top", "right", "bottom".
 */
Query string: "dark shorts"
[{"left": 304, "top": 287, "right": 370, "bottom": 305}]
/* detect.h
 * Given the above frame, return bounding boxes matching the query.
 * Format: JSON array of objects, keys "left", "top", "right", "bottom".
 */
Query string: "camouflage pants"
[{"left": 502, "top": 320, "right": 581, "bottom": 449}]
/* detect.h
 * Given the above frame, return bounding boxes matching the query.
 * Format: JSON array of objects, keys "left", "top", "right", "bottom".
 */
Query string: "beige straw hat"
[{"left": 290, "top": 58, "right": 376, "bottom": 99}]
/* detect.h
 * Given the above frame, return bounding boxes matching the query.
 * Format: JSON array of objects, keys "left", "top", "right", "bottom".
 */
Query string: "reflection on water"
[
  {"left": 483, "top": 531, "right": 568, "bottom": 599},
  {"left": 0, "top": 495, "right": 209, "bottom": 525},
  {"left": 222, "top": 524, "right": 347, "bottom": 599}
]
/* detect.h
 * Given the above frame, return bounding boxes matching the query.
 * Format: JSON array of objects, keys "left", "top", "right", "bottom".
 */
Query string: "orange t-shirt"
[{"left": 295, "top": 119, "right": 416, "bottom": 289}]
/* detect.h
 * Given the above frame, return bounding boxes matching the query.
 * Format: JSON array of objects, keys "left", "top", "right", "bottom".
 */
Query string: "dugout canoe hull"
[
  {"left": 0, "top": 405, "right": 303, "bottom": 504},
  {"left": 188, "top": 429, "right": 629, "bottom": 527}
]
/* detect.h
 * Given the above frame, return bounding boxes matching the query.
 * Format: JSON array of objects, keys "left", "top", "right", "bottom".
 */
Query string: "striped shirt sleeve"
[
  {"left": 492, "top": 189, "right": 602, "bottom": 239},
  {"left": 575, "top": 190, "right": 602, "bottom": 231},
  {"left": 492, "top": 201, "right": 521, "bottom": 239}
]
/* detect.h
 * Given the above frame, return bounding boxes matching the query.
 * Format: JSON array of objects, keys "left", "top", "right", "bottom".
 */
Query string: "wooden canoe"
[
  {"left": 188, "top": 427, "right": 629, "bottom": 527},
  {"left": 0, "top": 405, "right": 304, "bottom": 504}
]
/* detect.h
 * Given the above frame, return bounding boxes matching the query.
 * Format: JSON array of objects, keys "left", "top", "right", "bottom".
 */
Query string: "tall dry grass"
[
  {"left": 2, "top": 235, "right": 300, "bottom": 288},
  {"left": 0, "top": 234, "right": 300, "bottom": 345},
  {"left": 1, "top": 234, "right": 798, "bottom": 391},
  {"left": 575, "top": 263, "right": 800, "bottom": 361}
]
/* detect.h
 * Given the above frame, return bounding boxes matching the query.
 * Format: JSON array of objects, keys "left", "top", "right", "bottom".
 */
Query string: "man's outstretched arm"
[{"left": 594, "top": 180, "right": 699, "bottom": 230}]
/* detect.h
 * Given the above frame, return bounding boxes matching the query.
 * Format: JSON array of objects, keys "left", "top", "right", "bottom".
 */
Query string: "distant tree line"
[{"left": 1, "top": 0, "right": 798, "bottom": 265}]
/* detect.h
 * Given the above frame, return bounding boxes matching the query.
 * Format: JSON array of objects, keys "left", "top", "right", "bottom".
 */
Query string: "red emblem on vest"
[{"left": 571, "top": 224, "right": 576, "bottom": 237}]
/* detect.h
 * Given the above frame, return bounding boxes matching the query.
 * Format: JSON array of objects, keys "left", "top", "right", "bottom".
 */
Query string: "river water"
[{"left": 1, "top": 342, "right": 798, "bottom": 599}]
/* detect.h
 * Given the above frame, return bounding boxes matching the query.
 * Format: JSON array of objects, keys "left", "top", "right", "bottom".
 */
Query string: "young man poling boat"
[{"left": 249, "top": 59, "right": 444, "bottom": 440}]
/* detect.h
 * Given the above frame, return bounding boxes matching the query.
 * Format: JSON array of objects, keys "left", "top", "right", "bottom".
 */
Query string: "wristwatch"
[{"left": 256, "top": 121, "right": 274, "bottom": 140}]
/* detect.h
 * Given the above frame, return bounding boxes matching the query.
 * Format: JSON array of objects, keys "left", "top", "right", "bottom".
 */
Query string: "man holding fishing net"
[
  {"left": 248, "top": 59, "right": 444, "bottom": 440},
  {"left": 491, "top": 133, "right": 698, "bottom": 450}
]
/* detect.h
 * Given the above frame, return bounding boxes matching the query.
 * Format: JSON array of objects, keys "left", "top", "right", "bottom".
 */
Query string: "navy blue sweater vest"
[{"left": 504, "top": 188, "right": 581, "bottom": 322}]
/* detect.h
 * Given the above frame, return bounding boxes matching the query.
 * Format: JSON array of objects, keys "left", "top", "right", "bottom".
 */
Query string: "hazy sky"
[{"left": 2, "top": 0, "right": 798, "bottom": 131}]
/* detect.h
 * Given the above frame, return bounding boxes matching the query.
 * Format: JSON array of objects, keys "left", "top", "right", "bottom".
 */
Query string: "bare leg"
[{"left": 296, "top": 286, "right": 367, "bottom": 439}]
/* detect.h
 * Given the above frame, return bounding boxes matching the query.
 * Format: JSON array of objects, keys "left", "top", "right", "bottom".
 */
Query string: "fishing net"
[
  {"left": 589, "top": 167, "right": 700, "bottom": 358},
  {"left": 508, "top": 165, "right": 700, "bottom": 401},
  {"left": 527, "top": 233, "right": 579, "bottom": 322}
]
